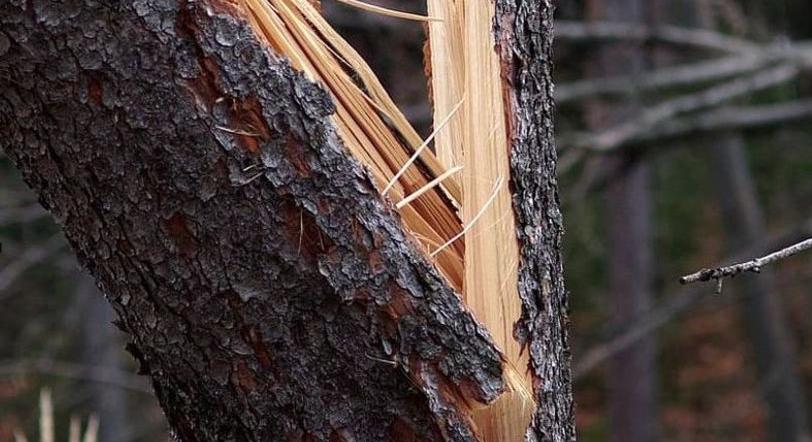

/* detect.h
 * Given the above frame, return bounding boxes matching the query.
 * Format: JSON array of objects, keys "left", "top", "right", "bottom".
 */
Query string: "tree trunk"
[
  {"left": 682, "top": 1, "right": 811, "bottom": 437},
  {"left": 605, "top": 160, "right": 658, "bottom": 442},
  {"left": 0, "top": 1, "right": 573, "bottom": 440},
  {"left": 710, "top": 136, "right": 811, "bottom": 442},
  {"left": 584, "top": 1, "right": 659, "bottom": 441}
]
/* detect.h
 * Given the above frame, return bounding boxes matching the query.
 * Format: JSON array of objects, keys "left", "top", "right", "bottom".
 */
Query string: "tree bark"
[
  {"left": 493, "top": 1, "right": 576, "bottom": 440},
  {"left": 0, "top": 0, "right": 573, "bottom": 441}
]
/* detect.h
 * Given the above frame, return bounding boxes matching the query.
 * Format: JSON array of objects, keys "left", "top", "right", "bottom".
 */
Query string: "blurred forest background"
[{"left": 2, "top": 0, "right": 812, "bottom": 441}]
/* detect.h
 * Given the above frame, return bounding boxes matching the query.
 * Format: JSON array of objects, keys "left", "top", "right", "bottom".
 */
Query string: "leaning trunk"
[{"left": 0, "top": 0, "right": 573, "bottom": 440}]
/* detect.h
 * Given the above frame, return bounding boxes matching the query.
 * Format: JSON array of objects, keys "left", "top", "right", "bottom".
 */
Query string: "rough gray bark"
[
  {"left": 710, "top": 137, "right": 811, "bottom": 442},
  {"left": 0, "top": 0, "right": 573, "bottom": 441},
  {"left": 584, "top": 1, "right": 659, "bottom": 441},
  {"left": 494, "top": 1, "right": 576, "bottom": 440}
]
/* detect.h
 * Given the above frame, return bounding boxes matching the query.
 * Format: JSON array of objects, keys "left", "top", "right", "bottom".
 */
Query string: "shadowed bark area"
[{"left": 0, "top": 0, "right": 573, "bottom": 440}]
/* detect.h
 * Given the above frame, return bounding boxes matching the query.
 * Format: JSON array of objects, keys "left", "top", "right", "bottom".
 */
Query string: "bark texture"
[
  {"left": 494, "top": 1, "right": 576, "bottom": 440},
  {"left": 0, "top": 0, "right": 573, "bottom": 440},
  {"left": 0, "top": 1, "right": 502, "bottom": 440}
]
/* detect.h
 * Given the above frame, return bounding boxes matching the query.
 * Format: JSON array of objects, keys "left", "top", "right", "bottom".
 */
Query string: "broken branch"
[{"left": 680, "top": 238, "right": 812, "bottom": 293}]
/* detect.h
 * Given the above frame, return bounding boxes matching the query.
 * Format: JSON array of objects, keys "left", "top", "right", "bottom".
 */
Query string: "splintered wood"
[
  {"left": 427, "top": 0, "right": 532, "bottom": 440},
  {"left": 242, "top": 0, "right": 532, "bottom": 439},
  {"left": 243, "top": 0, "right": 464, "bottom": 292}
]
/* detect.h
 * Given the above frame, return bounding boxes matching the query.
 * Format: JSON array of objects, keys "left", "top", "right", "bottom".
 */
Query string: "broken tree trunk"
[{"left": 0, "top": 0, "right": 573, "bottom": 440}]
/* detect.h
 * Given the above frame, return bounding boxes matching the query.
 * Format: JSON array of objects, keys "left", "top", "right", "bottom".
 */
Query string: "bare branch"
[
  {"left": 555, "top": 19, "right": 812, "bottom": 105},
  {"left": 556, "top": 54, "right": 770, "bottom": 103},
  {"left": 0, "top": 204, "right": 48, "bottom": 226},
  {"left": 555, "top": 20, "right": 760, "bottom": 54},
  {"left": 680, "top": 238, "right": 812, "bottom": 293},
  {"left": 574, "top": 223, "right": 812, "bottom": 380},
  {"left": 574, "top": 284, "right": 706, "bottom": 380},
  {"left": 632, "top": 98, "right": 812, "bottom": 142},
  {"left": 559, "top": 98, "right": 812, "bottom": 196},
  {"left": 559, "top": 64, "right": 800, "bottom": 156},
  {"left": 0, "top": 234, "right": 65, "bottom": 296}
]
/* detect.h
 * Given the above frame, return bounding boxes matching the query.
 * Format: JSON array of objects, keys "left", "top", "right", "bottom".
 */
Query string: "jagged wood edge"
[{"left": 0, "top": 0, "right": 506, "bottom": 440}]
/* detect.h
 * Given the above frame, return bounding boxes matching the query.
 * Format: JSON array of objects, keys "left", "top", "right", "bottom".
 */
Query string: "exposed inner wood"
[
  {"left": 427, "top": 0, "right": 532, "bottom": 440},
  {"left": 243, "top": 0, "right": 464, "bottom": 291},
  {"left": 241, "top": 0, "right": 532, "bottom": 438}
]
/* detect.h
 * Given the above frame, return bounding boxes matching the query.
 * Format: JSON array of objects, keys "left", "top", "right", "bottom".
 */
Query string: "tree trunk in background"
[
  {"left": 605, "top": 161, "right": 657, "bottom": 442},
  {"left": 682, "top": 1, "right": 811, "bottom": 438},
  {"left": 78, "top": 274, "right": 130, "bottom": 442},
  {"left": 710, "top": 137, "right": 811, "bottom": 442},
  {"left": 0, "top": 1, "right": 573, "bottom": 440},
  {"left": 585, "top": 1, "right": 659, "bottom": 441}
]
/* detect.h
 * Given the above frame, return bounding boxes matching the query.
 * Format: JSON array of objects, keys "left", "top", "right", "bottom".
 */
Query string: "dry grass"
[
  {"left": 242, "top": 0, "right": 534, "bottom": 438},
  {"left": 13, "top": 389, "right": 98, "bottom": 442}
]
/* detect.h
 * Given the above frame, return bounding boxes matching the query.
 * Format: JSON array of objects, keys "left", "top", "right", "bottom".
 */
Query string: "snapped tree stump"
[{"left": 0, "top": 1, "right": 573, "bottom": 440}]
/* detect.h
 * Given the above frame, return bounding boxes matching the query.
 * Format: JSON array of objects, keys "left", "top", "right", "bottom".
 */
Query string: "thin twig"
[
  {"left": 333, "top": 0, "right": 441, "bottom": 22},
  {"left": 575, "top": 223, "right": 812, "bottom": 379},
  {"left": 680, "top": 238, "right": 812, "bottom": 293},
  {"left": 383, "top": 98, "right": 464, "bottom": 195}
]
